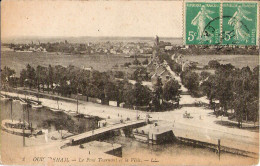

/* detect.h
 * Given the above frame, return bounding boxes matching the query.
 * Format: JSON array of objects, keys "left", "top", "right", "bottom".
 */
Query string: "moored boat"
[
  {"left": 31, "top": 104, "right": 43, "bottom": 109},
  {"left": 50, "top": 108, "right": 64, "bottom": 112},
  {"left": 13, "top": 98, "right": 20, "bottom": 102},
  {"left": 19, "top": 98, "right": 28, "bottom": 105},
  {"left": 1, "top": 119, "right": 42, "bottom": 137},
  {"left": 50, "top": 99, "right": 63, "bottom": 112},
  {"left": 30, "top": 101, "right": 43, "bottom": 109},
  {"left": 0, "top": 95, "right": 9, "bottom": 101}
]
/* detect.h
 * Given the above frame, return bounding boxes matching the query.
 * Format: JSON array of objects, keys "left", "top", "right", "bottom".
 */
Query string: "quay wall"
[{"left": 176, "top": 136, "right": 258, "bottom": 158}]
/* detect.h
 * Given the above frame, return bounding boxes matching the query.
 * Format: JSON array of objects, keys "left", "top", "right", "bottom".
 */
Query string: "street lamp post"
[
  {"left": 27, "top": 104, "right": 30, "bottom": 124},
  {"left": 77, "top": 88, "right": 79, "bottom": 114},
  {"left": 22, "top": 106, "right": 26, "bottom": 147},
  {"left": 10, "top": 98, "right": 13, "bottom": 122}
]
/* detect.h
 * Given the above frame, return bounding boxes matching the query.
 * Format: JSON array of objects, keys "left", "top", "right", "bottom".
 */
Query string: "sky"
[{"left": 1, "top": 1, "right": 183, "bottom": 39}]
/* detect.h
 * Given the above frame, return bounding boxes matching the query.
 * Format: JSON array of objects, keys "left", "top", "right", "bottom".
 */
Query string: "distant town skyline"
[{"left": 1, "top": 1, "right": 183, "bottom": 39}]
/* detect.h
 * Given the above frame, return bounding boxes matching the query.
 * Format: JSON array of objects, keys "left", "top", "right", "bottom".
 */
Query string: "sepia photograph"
[{"left": 1, "top": 0, "right": 259, "bottom": 165}]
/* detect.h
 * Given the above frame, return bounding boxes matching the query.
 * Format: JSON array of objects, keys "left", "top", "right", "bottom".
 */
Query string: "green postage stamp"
[
  {"left": 185, "top": 2, "right": 220, "bottom": 45},
  {"left": 185, "top": 1, "right": 258, "bottom": 45},
  {"left": 222, "top": 3, "right": 258, "bottom": 45}
]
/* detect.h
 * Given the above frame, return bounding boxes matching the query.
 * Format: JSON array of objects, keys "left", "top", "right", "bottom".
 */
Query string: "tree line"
[
  {"left": 154, "top": 45, "right": 258, "bottom": 126},
  {"left": 1, "top": 64, "right": 181, "bottom": 111},
  {"left": 180, "top": 62, "right": 259, "bottom": 127}
]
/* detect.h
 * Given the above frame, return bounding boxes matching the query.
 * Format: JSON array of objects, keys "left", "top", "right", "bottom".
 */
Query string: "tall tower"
[
  {"left": 154, "top": 35, "right": 159, "bottom": 46},
  {"left": 152, "top": 35, "right": 160, "bottom": 60}
]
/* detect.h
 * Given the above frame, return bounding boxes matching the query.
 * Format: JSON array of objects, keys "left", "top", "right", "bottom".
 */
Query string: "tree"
[
  {"left": 248, "top": 66, "right": 259, "bottom": 125},
  {"left": 247, "top": 98, "right": 258, "bottom": 126},
  {"left": 170, "top": 61, "right": 182, "bottom": 75},
  {"left": 132, "top": 67, "right": 149, "bottom": 81},
  {"left": 114, "top": 71, "right": 124, "bottom": 79},
  {"left": 1, "top": 66, "right": 16, "bottom": 89},
  {"left": 133, "top": 82, "right": 152, "bottom": 106},
  {"left": 231, "top": 66, "right": 254, "bottom": 125},
  {"left": 78, "top": 44, "right": 86, "bottom": 52},
  {"left": 20, "top": 69, "right": 27, "bottom": 87},
  {"left": 26, "top": 64, "right": 36, "bottom": 89},
  {"left": 132, "top": 58, "right": 141, "bottom": 66},
  {"left": 142, "top": 58, "right": 149, "bottom": 65},
  {"left": 181, "top": 70, "right": 200, "bottom": 95},
  {"left": 208, "top": 60, "right": 220, "bottom": 69},
  {"left": 200, "top": 71, "right": 211, "bottom": 81},
  {"left": 104, "top": 81, "right": 119, "bottom": 101},
  {"left": 215, "top": 73, "right": 233, "bottom": 115},
  {"left": 36, "top": 65, "right": 48, "bottom": 92},
  {"left": 163, "top": 79, "right": 181, "bottom": 102},
  {"left": 152, "top": 77, "right": 163, "bottom": 110},
  {"left": 48, "top": 65, "right": 54, "bottom": 93},
  {"left": 124, "top": 62, "right": 131, "bottom": 68},
  {"left": 116, "top": 80, "right": 130, "bottom": 104},
  {"left": 233, "top": 95, "right": 245, "bottom": 128},
  {"left": 201, "top": 75, "right": 217, "bottom": 108}
]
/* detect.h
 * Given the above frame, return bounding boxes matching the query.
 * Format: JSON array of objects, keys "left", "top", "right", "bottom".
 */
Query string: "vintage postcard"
[{"left": 1, "top": 0, "right": 259, "bottom": 165}]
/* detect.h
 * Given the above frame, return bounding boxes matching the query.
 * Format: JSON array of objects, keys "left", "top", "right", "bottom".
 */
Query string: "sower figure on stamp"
[
  {"left": 191, "top": 5, "right": 214, "bottom": 40},
  {"left": 228, "top": 6, "right": 252, "bottom": 42}
]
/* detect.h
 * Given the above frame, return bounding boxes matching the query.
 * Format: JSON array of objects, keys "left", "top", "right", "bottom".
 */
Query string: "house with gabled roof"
[{"left": 151, "top": 66, "right": 172, "bottom": 85}]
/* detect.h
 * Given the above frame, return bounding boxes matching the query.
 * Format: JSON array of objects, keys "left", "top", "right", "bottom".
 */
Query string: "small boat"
[
  {"left": 50, "top": 99, "right": 63, "bottom": 112},
  {"left": 64, "top": 110, "right": 73, "bottom": 115},
  {"left": 13, "top": 98, "right": 20, "bottom": 102},
  {"left": 1, "top": 119, "right": 42, "bottom": 137},
  {"left": 30, "top": 101, "right": 43, "bottom": 109},
  {"left": 84, "top": 115, "right": 98, "bottom": 119},
  {"left": 64, "top": 109, "right": 79, "bottom": 116},
  {"left": 50, "top": 108, "right": 64, "bottom": 112},
  {"left": 0, "top": 95, "right": 9, "bottom": 101},
  {"left": 19, "top": 99, "right": 28, "bottom": 105},
  {"left": 73, "top": 113, "right": 85, "bottom": 118},
  {"left": 31, "top": 103, "right": 43, "bottom": 109}
]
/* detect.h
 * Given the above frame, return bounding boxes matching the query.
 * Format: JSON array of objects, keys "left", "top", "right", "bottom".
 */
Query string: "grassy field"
[
  {"left": 1, "top": 50, "right": 258, "bottom": 77},
  {"left": 1, "top": 51, "right": 146, "bottom": 76},
  {"left": 183, "top": 54, "right": 259, "bottom": 69}
]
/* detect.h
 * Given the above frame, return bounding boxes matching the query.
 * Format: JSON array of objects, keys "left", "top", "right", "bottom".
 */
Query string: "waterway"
[
  {"left": 1, "top": 51, "right": 146, "bottom": 76},
  {"left": 1, "top": 100, "right": 98, "bottom": 134},
  {"left": 0, "top": 99, "right": 250, "bottom": 163}
]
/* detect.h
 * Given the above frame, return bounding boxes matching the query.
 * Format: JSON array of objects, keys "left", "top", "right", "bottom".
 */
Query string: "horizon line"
[{"left": 2, "top": 35, "right": 183, "bottom": 39}]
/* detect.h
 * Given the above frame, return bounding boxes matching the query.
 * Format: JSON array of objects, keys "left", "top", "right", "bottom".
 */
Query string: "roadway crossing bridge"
[{"left": 65, "top": 120, "right": 146, "bottom": 145}]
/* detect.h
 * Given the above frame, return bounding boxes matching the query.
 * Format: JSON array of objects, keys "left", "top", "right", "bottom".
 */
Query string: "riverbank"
[
  {"left": 1, "top": 90, "right": 258, "bottom": 157},
  {"left": 1, "top": 130, "right": 257, "bottom": 165}
]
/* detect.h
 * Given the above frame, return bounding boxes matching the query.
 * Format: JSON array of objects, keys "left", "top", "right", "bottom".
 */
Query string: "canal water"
[
  {"left": 105, "top": 136, "right": 249, "bottom": 163},
  {"left": 1, "top": 100, "right": 98, "bottom": 134},
  {"left": 0, "top": 100, "right": 249, "bottom": 162}
]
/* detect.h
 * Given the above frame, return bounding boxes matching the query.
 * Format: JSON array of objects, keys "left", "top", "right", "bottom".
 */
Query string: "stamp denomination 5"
[{"left": 185, "top": 1, "right": 258, "bottom": 46}]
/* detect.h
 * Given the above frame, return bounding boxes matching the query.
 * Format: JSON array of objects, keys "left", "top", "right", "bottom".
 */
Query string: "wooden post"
[
  {"left": 57, "top": 99, "right": 59, "bottom": 110},
  {"left": 147, "top": 132, "right": 149, "bottom": 144},
  {"left": 10, "top": 98, "right": 13, "bottom": 122},
  {"left": 152, "top": 134, "right": 153, "bottom": 145},
  {"left": 27, "top": 104, "right": 30, "bottom": 123},
  {"left": 218, "top": 139, "right": 221, "bottom": 160},
  {"left": 23, "top": 106, "right": 25, "bottom": 147},
  {"left": 30, "top": 122, "right": 33, "bottom": 135},
  {"left": 77, "top": 88, "right": 79, "bottom": 114}
]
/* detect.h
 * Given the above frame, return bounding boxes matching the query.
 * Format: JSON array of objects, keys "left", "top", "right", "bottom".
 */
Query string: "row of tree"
[
  {"left": 201, "top": 64, "right": 258, "bottom": 127},
  {"left": 2, "top": 64, "right": 181, "bottom": 111},
  {"left": 179, "top": 62, "right": 259, "bottom": 127}
]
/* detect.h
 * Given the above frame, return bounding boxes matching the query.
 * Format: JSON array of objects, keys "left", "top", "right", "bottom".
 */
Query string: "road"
[{"left": 2, "top": 90, "right": 259, "bottom": 155}]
